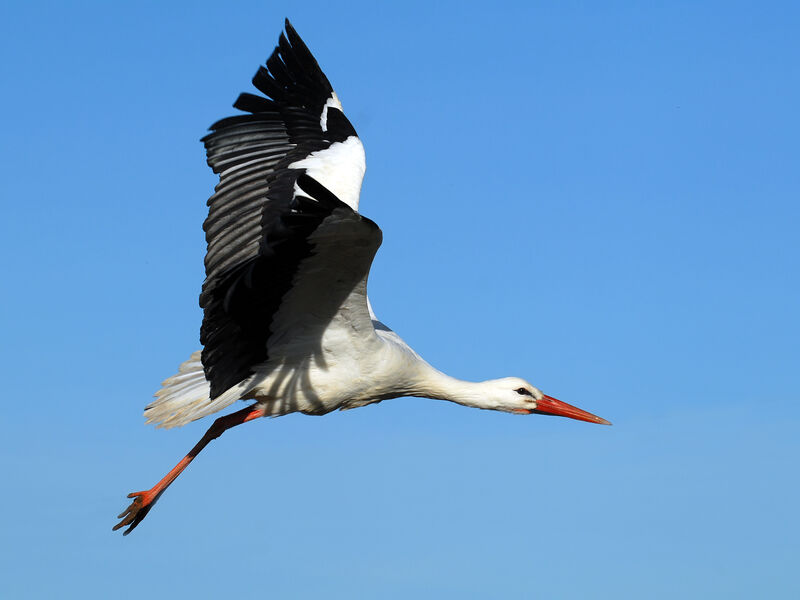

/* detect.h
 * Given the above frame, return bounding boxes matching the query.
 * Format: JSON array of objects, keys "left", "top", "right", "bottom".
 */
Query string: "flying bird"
[{"left": 114, "top": 20, "right": 610, "bottom": 536}]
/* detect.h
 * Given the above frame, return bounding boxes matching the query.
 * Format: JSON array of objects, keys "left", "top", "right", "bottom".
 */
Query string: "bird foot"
[{"left": 113, "top": 490, "right": 159, "bottom": 535}]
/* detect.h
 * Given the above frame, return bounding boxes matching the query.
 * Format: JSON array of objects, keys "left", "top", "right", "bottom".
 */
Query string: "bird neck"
[{"left": 412, "top": 366, "right": 496, "bottom": 411}]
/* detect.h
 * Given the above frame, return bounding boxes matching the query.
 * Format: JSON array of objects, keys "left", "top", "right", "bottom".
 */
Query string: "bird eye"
[{"left": 515, "top": 387, "right": 533, "bottom": 396}]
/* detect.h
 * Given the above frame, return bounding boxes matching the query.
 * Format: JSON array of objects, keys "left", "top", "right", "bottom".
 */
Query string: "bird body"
[
  {"left": 115, "top": 20, "right": 609, "bottom": 536},
  {"left": 150, "top": 299, "right": 539, "bottom": 419}
]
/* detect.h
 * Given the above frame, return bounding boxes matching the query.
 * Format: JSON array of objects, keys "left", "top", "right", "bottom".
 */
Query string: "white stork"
[{"left": 114, "top": 19, "right": 610, "bottom": 535}]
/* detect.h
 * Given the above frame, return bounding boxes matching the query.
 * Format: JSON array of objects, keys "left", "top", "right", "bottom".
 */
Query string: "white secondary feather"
[{"left": 289, "top": 135, "right": 366, "bottom": 211}]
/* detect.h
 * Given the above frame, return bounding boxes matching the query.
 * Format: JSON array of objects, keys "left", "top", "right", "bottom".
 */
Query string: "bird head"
[{"left": 486, "top": 377, "right": 611, "bottom": 425}]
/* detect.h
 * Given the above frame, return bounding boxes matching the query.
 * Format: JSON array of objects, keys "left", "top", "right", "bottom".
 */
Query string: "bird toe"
[{"left": 113, "top": 491, "right": 155, "bottom": 535}]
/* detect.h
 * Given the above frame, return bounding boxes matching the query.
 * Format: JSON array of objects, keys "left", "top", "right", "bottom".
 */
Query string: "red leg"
[{"left": 114, "top": 404, "right": 265, "bottom": 535}]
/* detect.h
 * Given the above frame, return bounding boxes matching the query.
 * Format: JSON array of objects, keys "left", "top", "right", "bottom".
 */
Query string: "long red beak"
[{"left": 533, "top": 395, "right": 611, "bottom": 425}]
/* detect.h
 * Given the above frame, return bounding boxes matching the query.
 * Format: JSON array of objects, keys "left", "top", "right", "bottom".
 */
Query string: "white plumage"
[
  {"left": 288, "top": 136, "right": 366, "bottom": 210},
  {"left": 115, "top": 20, "right": 609, "bottom": 536}
]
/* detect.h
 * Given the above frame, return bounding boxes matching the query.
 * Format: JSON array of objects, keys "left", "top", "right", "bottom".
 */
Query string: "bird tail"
[{"left": 144, "top": 351, "right": 243, "bottom": 429}]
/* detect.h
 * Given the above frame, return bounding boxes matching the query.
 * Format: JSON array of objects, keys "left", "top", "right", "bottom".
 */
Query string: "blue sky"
[{"left": 1, "top": 1, "right": 798, "bottom": 598}]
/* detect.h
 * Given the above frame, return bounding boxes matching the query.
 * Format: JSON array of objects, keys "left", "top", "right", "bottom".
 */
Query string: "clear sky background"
[{"left": 1, "top": 1, "right": 798, "bottom": 598}]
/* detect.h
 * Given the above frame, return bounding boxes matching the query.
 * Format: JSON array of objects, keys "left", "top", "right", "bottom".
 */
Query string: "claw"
[{"left": 112, "top": 490, "right": 158, "bottom": 535}]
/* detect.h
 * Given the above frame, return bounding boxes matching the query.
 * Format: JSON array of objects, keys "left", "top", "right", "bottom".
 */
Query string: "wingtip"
[{"left": 283, "top": 19, "right": 307, "bottom": 53}]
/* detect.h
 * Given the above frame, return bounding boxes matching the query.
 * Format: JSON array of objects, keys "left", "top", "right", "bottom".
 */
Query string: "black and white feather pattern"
[{"left": 197, "top": 20, "right": 371, "bottom": 402}]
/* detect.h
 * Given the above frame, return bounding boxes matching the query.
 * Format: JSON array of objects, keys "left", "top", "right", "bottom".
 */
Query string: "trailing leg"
[{"left": 113, "top": 404, "right": 265, "bottom": 535}]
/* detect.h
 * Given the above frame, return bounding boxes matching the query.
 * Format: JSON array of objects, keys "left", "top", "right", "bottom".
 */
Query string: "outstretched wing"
[{"left": 199, "top": 20, "right": 377, "bottom": 400}]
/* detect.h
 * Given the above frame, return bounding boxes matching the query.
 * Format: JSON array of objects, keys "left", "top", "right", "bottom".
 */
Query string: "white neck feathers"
[{"left": 409, "top": 366, "right": 499, "bottom": 411}]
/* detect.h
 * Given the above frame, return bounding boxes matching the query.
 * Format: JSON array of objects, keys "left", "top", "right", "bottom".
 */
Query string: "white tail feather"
[{"left": 144, "top": 351, "right": 251, "bottom": 429}]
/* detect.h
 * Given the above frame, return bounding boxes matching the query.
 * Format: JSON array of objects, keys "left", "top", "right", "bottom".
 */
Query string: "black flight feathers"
[{"left": 218, "top": 18, "right": 355, "bottom": 146}]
